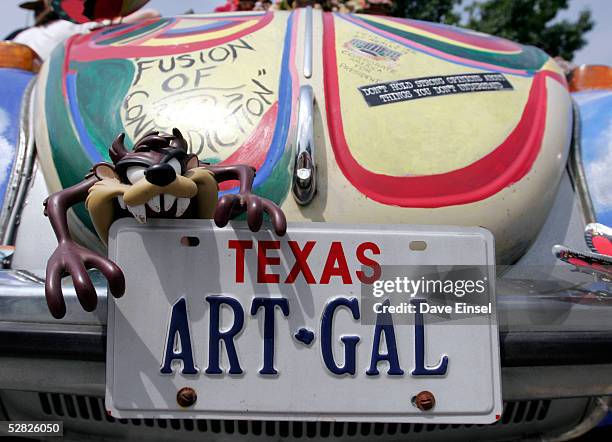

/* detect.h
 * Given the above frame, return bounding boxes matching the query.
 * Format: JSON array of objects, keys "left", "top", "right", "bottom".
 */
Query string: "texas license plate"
[{"left": 106, "top": 219, "right": 501, "bottom": 423}]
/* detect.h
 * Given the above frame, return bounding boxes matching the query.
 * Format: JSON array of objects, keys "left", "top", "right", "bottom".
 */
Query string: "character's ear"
[
  {"left": 110, "top": 133, "right": 128, "bottom": 163},
  {"left": 185, "top": 154, "right": 199, "bottom": 170},
  {"left": 92, "top": 163, "right": 119, "bottom": 181},
  {"left": 170, "top": 128, "right": 188, "bottom": 152}
]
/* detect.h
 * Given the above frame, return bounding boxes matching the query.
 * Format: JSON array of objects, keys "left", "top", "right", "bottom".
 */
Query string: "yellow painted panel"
[{"left": 334, "top": 17, "right": 532, "bottom": 176}]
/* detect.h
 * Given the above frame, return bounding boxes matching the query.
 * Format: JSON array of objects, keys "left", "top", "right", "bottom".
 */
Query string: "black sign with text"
[{"left": 358, "top": 72, "right": 514, "bottom": 107}]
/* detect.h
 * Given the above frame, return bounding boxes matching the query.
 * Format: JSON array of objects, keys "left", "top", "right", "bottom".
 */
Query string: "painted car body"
[
  {"left": 34, "top": 10, "right": 572, "bottom": 263},
  {"left": 1, "top": 10, "right": 611, "bottom": 442}
]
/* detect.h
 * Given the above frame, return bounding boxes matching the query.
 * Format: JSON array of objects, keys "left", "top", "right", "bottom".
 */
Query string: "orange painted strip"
[{"left": 569, "top": 65, "right": 612, "bottom": 92}]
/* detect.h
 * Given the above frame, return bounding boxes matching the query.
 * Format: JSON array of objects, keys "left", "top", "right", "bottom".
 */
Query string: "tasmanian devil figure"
[{"left": 44, "top": 128, "right": 287, "bottom": 319}]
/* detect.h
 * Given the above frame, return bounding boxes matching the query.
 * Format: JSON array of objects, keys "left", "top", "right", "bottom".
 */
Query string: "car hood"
[{"left": 34, "top": 10, "right": 572, "bottom": 263}]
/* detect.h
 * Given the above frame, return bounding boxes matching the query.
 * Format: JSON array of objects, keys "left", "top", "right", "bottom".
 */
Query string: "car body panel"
[{"left": 33, "top": 10, "right": 572, "bottom": 263}]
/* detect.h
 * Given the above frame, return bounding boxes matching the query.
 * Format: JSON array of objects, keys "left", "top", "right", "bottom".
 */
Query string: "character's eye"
[
  {"left": 126, "top": 166, "right": 146, "bottom": 184},
  {"left": 167, "top": 157, "right": 182, "bottom": 176}
]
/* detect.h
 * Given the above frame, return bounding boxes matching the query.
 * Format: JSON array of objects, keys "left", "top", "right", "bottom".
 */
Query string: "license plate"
[{"left": 106, "top": 219, "right": 501, "bottom": 423}]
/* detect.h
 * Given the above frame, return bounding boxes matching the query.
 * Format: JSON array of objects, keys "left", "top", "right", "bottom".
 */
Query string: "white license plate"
[{"left": 106, "top": 219, "right": 501, "bottom": 423}]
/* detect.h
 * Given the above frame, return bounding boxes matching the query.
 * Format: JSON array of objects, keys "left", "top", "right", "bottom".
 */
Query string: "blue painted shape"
[
  {"left": 0, "top": 68, "right": 34, "bottom": 212},
  {"left": 66, "top": 73, "right": 104, "bottom": 163},
  {"left": 294, "top": 327, "right": 315, "bottom": 345},
  {"left": 219, "top": 11, "right": 295, "bottom": 196},
  {"left": 573, "top": 90, "right": 612, "bottom": 227},
  {"left": 598, "top": 410, "right": 612, "bottom": 427},
  {"left": 100, "top": 23, "right": 132, "bottom": 35},
  {"left": 164, "top": 20, "right": 235, "bottom": 36}
]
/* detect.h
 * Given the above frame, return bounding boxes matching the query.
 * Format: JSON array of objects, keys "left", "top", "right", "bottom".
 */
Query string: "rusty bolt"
[
  {"left": 177, "top": 387, "right": 197, "bottom": 408},
  {"left": 413, "top": 391, "right": 435, "bottom": 411}
]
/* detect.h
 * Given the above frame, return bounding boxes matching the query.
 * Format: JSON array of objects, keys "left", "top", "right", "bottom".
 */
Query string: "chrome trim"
[
  {"left": 303, "top": 6, "right": 313, "bottom": 79},
  {"left": 568, "top": 99, "right": 596, "bottom": 223},
  {"left": 0, "top": 78, "right": 37, "bottom": 247},
  {"left": 292, "top": 85, "right": 316, "bottom": 205},
  {"left": 542, "top": 397, "right": 609, "bottom": 442},
  {"left": 0, "top": 270, "right": 106, "bottom": 325}
]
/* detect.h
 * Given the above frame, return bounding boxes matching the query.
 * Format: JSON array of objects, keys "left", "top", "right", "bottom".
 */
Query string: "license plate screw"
[
  {"left": 177, "top": 387, "right": 197, "bottom": 408},
  {"left": 413, "top": 391, "right": 435, "bottom": 411}
]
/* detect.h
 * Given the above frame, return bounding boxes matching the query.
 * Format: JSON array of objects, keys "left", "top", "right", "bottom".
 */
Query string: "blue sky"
[
  {"left": 0, "top": 0, "right": 610, "bottom": 65},
  {"left": 554, "top": 0, "right": 612, "bottom": 65}
]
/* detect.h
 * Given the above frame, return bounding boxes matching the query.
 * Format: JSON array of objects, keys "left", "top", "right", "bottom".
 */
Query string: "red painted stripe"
[
  {"left": 323, "top": 12, "right": 555, "bottom": 208},
  {"left": 218, "top": 102, "right": 278, "bottom": 191},
  {"left": 593, "top": 236, "right": 612, "bottom": 256},
  {"left": 547, "top": 70, "right": 568, "bottom": 89},
  {"left": 568, "top": 257, "right": 587, "bottom": 267},
  {"left": 61, "top": 34, "right": 81, "bottom": 98}
]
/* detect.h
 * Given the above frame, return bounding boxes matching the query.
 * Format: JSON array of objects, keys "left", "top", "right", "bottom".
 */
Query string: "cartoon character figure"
[
  {"left": 553, "top": 223, "right": 612, "bottom": 281},
  {"left": 44, "top": 128, "right": 287, "bottom": 318}
]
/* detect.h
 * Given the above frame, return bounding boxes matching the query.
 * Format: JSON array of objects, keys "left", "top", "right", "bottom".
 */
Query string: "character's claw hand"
[
  {"left": 45, "top": 242, "right": 125, "bottom": 319},
  {"left": 214, "top": 192, "right": 287, "bottom": 236}
]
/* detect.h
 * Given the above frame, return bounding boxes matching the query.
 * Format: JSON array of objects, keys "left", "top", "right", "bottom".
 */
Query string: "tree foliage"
[
  {"left": 392, "top": 0, "right": 593, "bottom": 61},
  {"left": 393, "top": 0, "right": 462, "bottom": 24},
  {"left": 465, "top": 0, "right": 593, "bottom": 60}
]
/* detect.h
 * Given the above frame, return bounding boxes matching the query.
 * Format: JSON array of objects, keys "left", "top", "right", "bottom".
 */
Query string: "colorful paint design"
[
  {"left": 323, "top": 13, "right": 565, "bottom": 208},
  {"left": 352, "top": 15, "right": 549, "bottom": 74},
  {"left": 70, "top": 12, "right": 272, "bottom": 59},
  {"left": 42, "top": 8, "right": 569, "bottom": 231},
  {"left": 573, "top": 90, "right": 612, "bottom": 226},
  {"left": 44, "top": 11, "right": 299, "bottom": 230}
]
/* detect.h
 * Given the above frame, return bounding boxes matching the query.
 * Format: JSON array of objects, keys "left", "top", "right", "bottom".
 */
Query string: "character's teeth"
[
  {"left": 147, "top": 195, "right": 161, "bottom": 213},
  {"left": 127, "top": 204, "right": 147, "bottom": 224},
  {"left": 117, "top": 196, "right": 126, "bottom": 209},
  {"left": 175, "top": 198, "right": 190, "bottom": 217},
  {"left": 163, "top": 194, "right": 176, "bottom": 211}
]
